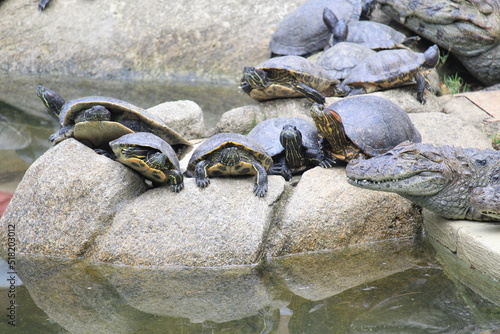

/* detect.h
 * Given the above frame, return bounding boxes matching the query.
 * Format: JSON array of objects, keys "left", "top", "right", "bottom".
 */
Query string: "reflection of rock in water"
[
  {"left": 0, "top": 114, "right": 31, "bottom": 150},
  {"left": 15, "top": 256, "right": 150, "bottom": 334}
]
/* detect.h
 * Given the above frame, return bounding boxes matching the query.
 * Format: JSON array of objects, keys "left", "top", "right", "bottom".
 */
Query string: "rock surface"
[
  {"left": 1, "top": 139, "right": 147, "bottom": 257},
  {"left": 147, "top": 100, "right": 205, "bottom": 139},
  {"left": 0, "top": 0, "right": 304, "bottom": 82}
]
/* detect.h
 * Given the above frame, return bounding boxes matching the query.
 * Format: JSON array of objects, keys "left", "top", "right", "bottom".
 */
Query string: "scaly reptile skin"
[{"left": 345, "top": 142, "right": 500, "bottom": 221}]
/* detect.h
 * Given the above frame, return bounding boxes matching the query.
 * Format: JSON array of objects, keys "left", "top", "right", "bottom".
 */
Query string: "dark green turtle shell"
[
  {"left": 58, "top": 96, "right": 192, "bottom": 159},
  {"left": 342, "top": 21, "right": 407, "bottom": 50},
  {"left": 339, "top": 46, "right": 437, "bottom": 91},
  {"left": 270, "top": 0, "right": 362, "bottom": 56},
  {"left": 246, "top": 56, "right": 339, "bottom": 100},
  {"left": 316, "top": 42, "right": 375, "bottom": 80},
  {"left": 247, "top": 117, "right": 321, "bottom": 157},
  {"left": 325, "top": 95, "right": 422, "bottom": 156},
  {"left": 187, "top": 133, "right": 273, "bottom": 174},
  {"left": 109, "top": 132, "right": 180, "bottom": 169}
]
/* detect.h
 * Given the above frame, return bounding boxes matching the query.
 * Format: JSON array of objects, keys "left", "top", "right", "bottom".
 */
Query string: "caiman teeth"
[{"left": 346, "top": 176, "right": 405, "bottom": 184}]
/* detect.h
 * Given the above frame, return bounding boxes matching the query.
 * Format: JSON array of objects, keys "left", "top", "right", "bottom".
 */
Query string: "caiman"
[{"left": 345, "top": 141, "right": 500, "bottom": 221}]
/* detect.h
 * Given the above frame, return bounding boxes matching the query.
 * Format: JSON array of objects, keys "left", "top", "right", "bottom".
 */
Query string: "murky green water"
[{"left": 1, "top": 77, "right": 499, "bottom": 333}]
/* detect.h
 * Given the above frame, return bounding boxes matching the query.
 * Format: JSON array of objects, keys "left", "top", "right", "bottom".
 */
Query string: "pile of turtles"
[
  {"left": 35, "top": 0, "right": 435, "bottom": 198},
  {"left": 240, "top": 0, "right": 439, "bottom": 104}
]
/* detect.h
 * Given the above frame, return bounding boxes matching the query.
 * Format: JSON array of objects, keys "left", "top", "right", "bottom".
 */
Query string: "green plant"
[
  {"left": 443, "top": 72, "right": 470, "bottom": 94},
  {"left": 492, "top": 134, "right": 500, "bottom": 150}
]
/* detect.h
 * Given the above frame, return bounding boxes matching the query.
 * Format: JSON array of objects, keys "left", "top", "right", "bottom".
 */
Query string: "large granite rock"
[
  {"left": 147, "top": 100, "right": 205, "bottom": 139},
  {"left": 0, "top": 0, "right": 303, "bottom": 81},
  {"left": 90, "top": 176, "right": 286, "bottom": 267},
  {"left": 0, "top": 139, "right": 147, "bottom": 257}
]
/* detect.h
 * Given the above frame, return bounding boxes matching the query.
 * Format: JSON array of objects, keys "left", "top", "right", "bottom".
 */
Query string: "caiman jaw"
[{"left": 346, "top": 171, "right": 447, "bottom": 196}]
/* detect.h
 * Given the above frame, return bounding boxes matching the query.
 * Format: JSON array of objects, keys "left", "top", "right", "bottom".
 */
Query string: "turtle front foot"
[
  {"left": 253, "top": 184, "right": 268, "bottom": 197},
  {"left": 195, "top": 177, "right": 210, "bottom": 188},
  {"left": 171, "top": 182, "right": 184, "bottom": 193},
  {"left": 319, "top": 155, "right": 336, "bottom": 168}
]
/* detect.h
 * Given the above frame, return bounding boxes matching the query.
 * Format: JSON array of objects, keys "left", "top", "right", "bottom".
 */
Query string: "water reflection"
[{"left": 5, "top": 239, "right": 499, "bottom": 333}]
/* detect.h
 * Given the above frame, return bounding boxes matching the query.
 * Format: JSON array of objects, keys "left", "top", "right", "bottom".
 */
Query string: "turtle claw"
[
  {"left": 254, "top": 184, "right": 268, "bottom": 197},
  {"left": 171, "top": 182, "right": 184, "bottom": 193},
  {"left": 319, "top": 156, "right": 336, "bottom": 168},
  {"left": 196, "top": 177, "right": 210, "bottom": 188}
]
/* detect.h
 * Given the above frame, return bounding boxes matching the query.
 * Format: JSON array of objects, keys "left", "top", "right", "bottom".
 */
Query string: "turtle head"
[
  {"left": 219, "top": 147, "right": 240, "bottom": 166},
  {"left": 310, "top": 103, "right": 341, "bottom": 138},
  {"left": 280, "top": 124, "right": 304, "bottom": 167},
  {"left": 423, "top": 44, "right": 439, "bottom": 68},
  {"left": 37, "top": 85, "right": 65, "bottom": 116},
  {"left": 145, "top": 151, "right": 168, "bottom": 170},
  {"left": 241, "top": 66, "right": 270, "bottom": 90},
  {"left": 75, "top": 105, "right": 112, "bottom": 123}
]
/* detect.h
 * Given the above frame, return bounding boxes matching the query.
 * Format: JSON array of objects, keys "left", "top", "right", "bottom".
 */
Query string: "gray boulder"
[
  {"left": 147, "top": 100, "right": 205, "bottom": 139},
  {"left": 89, "top": 176, "right": 286, "bottom": 267}
]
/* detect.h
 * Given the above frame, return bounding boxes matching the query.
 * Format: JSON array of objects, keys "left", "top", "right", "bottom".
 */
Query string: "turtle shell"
[
  {"left": 343, "top": 21, "right": 407, "bottom": 50},
  {"left": 270, "top": 0, "right": 362, "bottom": 56},
  {"left": 325, "top": 95, "right": 422, "bottom": 156},
  {"left": 248, "top": 117, "right": 320, "bottom": 157},
  {"left": 316, "top": 42, "right": 375, "bottom": 80},
  {"left": 246, "top": 56, "right": 339, "bottom": 101},
  {"left": 187, "top": 133, "right": 273, "bottom": 175},
  {"left": 339, "top": 49, "right": 427, "bottom": 92},
  {"left": 59, "top": 96, "right": 192, "bottom": 159},
  {"left": 110, "top": 132, "right": 180, "bottom": 183}
]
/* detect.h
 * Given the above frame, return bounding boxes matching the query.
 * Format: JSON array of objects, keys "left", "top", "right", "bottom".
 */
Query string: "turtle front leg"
[
  {"left": 49, "top": 124, "right": 75, "bottom": 144},
  {"left": 251, "top": 161, "right": 268, "bottom": 197},
  {"left": 305, "top": 148, "right": 336, "bottom": 168},
  {"left": 294, "top": 82, "right": 326, "bottom": 104},
  {"left": 167, "top": 169, "right": 184, "bottom": 193},
  {"left": 194, "top": 160, "right": 212, "bottom": 188},
  {"left": 415, "top": 72, "right": 427, "bottom": 104}
]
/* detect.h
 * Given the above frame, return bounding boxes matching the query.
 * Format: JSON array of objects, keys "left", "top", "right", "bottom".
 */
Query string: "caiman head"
[{"left": 345, "top": 141, "right": 452, "bottom": 197}]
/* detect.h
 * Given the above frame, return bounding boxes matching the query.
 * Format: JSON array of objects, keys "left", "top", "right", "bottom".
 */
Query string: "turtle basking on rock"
[
  {"left": 185, "top": 133, "right": 273, "bottom": 197},
  {"left": 240, "top": 56, "right": 339, "bottom": 104},
  {"left": 310, "top": 96, "right": 421, "bottom": 162},
  {"left": 110, "top": 132, "right": 184, "bottom": 192},
  {"left": 248, "top": 117, "right": 335, "bottom": 181},
  {"left": 336, "top": 44, "right": 440, "bottom": 104},
  {"left": 346, "top": 141, "right": 500, "bottom": 221},
  {"left": 37, "top": 87, "right": 192, "bottom": 159},
  {"left": 323, "top": 7, "right": 417, "bottom": 50}
]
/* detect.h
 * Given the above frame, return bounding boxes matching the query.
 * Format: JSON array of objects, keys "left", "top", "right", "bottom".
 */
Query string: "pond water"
[{"left": 1, "top": 77, "right": 499, "bottom": 333}]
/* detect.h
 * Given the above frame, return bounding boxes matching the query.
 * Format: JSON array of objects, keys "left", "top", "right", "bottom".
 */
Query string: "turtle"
[
  {"left": 269, "top": 0, "right": 364, "bottom": 57},
  {"left": 37, "top": 91, "right": 193, "bottom": 159},
  {"left": 185, "top": 133, "right": 273, "bottom": 197},
  {"left": 323, "top": 7, "right": 417, "bottom": 50},
  {"left": 310, "top": 95, "right": 422, "bottom": 162},
  {"left": 110, "top": 132, "right": 184, "bottom": 192},
  {"left": 37, "top": 85, "right": 65, "bottom": 116},
  {"left": 315, "top": 42, "right": 376, "bottom": 80},
  {"left": 240, "top": 56, "right": 339, "bottom": 104},
  {"left": 336, "top": 44, "right": 440, "bottom": 104},
  {"left": 247, "top": 117, "right": 335, "bottom": 181}
]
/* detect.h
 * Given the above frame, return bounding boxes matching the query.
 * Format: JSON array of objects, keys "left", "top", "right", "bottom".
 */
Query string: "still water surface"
[{"left": 0, "top": 77, "right": 499, "bottom": 333}]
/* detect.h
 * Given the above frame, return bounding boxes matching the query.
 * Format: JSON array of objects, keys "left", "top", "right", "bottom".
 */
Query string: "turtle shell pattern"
[
  {"left": 247, "top": 56, "right": 339, "bottom": 101},
  {"left": 270, "top": 0, "right": 362, "bottom": 56},
  {"left": 248, "top": 117, "right": 321, "bottom": 157},
  {"left": 110, "top": 132, "right": 181, "bottom": 183},
  {"left": 316, "top": 42, "right": 375, "bottom": 80},
  {"left": 339, "top": 49, "right": 427, "bottom": 92},
  {"left": 325, "top": 95, "right": 422, "bottom": 156},
  {"left": 344, "top": 21, "right": 407, "bottom": 50},
  {"left": 187, "top": 133, "right": 273, "bottom": 176},
  {"left": 59, "top": 96, "right": 192, "bottom": 158}
]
